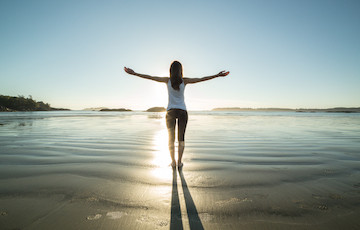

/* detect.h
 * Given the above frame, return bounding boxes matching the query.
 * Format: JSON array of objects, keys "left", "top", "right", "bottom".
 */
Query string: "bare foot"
[{"left": 178, "top": 162, "right": 183, "bottom": 169}]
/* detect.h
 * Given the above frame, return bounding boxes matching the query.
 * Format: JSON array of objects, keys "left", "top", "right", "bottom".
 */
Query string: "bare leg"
[
  {"left": 178, "top": 141, "right": 185, "bottom": 166},
  {"left": 166, "top": 111, "right": 176, "bottom": 167},
  {"left": 177, "top": 110, "right": 187, "bottom": 168},
  {"left": 169, "top": 142, "right": 176, "bottom": 166}
]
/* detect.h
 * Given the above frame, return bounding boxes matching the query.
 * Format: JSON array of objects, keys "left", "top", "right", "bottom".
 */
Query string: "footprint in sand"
[
  {"left": 1, "top": 211, "right": 8, "bottom": 216},
  {"left": 136, "top": 215, "right": 168, "bottom": 227},
  {"left": 86, "top": 214, "right": 102, "bottom": 220},
  {"left": 329, "top": 193, "right": 343, "bottom": 200},
  {"left": 312, "top": 194, "right": 323, "bottom": 200},
  {"left": 317, "top": 204, "right": 328, "bottom": 211},
  {"left": 106, "top": 211, "right": 126, "bottom": 219},
  {"left": 215, "top": 197, "right": 253, "bottom": 206},
  {"left": 199, "top": 213, "right": 214, "bottom": 222}
]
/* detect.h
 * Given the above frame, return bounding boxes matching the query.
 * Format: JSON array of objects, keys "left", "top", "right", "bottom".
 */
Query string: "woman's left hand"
[{"left": 217, "top": 70, "right": 230, "bottom": 77}]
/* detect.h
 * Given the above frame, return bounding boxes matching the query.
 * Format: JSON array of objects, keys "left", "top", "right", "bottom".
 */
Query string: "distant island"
[
  {"left": 0, "top": 95, "right": 69, "bottom": 112},
  {"left": 146, "top": 107, "right": 166, "bottom": 112},
  {"left": 295, "top": 108, "right": 360, "bottom": 113},
  {"left": 213, "top": 107, "right": 293, "bottom": 112},
  {"left": 212, "top": 107, "right": 360, "bottom": 113},
  {"left": 84, "top": 107, "right": 166, "bottom": 112},
  {"left": 83, "top": 107, "right": 109, "bottom": 111},
  {"left": 99, "top": 108, "right": 132, "bottom": 112}
]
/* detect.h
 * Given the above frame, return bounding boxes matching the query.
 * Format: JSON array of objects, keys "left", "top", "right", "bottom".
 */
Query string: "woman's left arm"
[{"left": 183, "top": 70, "right": 229, "bottom": 84}]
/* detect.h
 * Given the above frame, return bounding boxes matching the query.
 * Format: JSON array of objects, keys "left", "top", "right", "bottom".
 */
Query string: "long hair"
[{"left": 169, "top": 61, "right": 183, "bottom": 91}]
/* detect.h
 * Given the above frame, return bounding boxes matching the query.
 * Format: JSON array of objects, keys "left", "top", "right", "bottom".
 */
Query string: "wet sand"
[{"left": 0, "top": 111, "right": 360, "bottom": 229}]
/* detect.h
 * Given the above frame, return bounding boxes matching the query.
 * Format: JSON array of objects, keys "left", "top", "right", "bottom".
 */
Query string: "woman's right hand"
[
  {"left": 217, "top": 70, "right": 230, "bottom": 77},
  {"left": 124, "top": 67, "right": 135, "bottom": 75}
]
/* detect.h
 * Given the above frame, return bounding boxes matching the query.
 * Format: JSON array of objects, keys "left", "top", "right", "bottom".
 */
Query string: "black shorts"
[{"left": 166, "top": 109, "right": 188, "bottom": 143}]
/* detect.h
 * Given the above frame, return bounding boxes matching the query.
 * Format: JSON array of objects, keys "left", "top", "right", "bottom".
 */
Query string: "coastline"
[
  {"left": 2, "top": 107, "right": 360, "bottom": 113},
  {"left": 212, "top": 107, "right": 360, "bottom": 113}
]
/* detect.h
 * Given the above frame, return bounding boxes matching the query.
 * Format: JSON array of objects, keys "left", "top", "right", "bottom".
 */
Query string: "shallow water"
[{"left": 0, "top": 111, "right": 360, "bottom": 229}]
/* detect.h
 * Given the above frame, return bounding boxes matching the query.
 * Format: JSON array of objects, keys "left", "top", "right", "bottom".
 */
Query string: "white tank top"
[{"left": 167, "top": 80, "right": 187, "bottom": 111}]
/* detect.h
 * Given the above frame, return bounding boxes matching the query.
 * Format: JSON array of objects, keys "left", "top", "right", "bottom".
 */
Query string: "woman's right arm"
[
  {"left": 183, "top": 70, "right": 229, "bottom": 84},
  {"left": 124, "top": 67, "right": 168, "bottom": 83}
]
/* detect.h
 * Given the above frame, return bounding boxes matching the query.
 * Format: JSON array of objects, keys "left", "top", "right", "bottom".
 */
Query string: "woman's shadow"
[{"left": 170, "top": 168, "right": 204, "bottom": 230}]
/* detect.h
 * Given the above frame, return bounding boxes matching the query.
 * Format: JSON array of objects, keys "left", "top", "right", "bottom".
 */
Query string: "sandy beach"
[{"left": 0, "top": 111, "right": 360, "bottom": 230}]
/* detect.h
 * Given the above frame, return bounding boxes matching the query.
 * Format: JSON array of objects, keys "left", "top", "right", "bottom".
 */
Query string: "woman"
[{"left": 124, "top": 61, "right": 229, "bottom": 169}]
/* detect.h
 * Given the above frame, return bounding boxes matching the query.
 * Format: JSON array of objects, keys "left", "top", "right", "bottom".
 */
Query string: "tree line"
[{"left": 0, "top": 95, "right": 68, "bottom": 111}]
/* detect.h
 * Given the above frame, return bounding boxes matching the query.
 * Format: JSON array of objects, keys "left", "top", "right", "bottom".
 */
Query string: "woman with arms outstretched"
[{"left": 124, "top": 61, "right": 229, "bottom": 169}]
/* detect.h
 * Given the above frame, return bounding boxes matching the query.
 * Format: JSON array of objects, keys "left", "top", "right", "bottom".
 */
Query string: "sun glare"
[
  {"left": 151, "top": 83, "right": 167, "bottom": 107},
  {"left": 151, "top": 128, "right": 172, "bottom": 180}
]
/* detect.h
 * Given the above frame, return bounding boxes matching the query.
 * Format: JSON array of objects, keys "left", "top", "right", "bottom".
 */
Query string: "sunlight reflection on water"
[{"left": 151, "top": 128, "right": 172, "bottom": 180}]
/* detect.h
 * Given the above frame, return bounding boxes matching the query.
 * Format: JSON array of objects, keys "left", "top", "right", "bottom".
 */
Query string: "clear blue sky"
[{"left": 1, "top": 0, "right": 359, "bottom": 110}]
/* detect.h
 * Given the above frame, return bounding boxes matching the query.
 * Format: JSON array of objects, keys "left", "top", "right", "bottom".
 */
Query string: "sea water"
[{"left": 1, "top": 111, "right": 359, "bottom": 170}]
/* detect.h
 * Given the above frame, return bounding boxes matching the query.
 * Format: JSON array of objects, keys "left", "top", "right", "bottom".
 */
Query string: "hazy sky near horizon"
[{"left": 1, "top": 0, "right": 359, "bottom": 110}]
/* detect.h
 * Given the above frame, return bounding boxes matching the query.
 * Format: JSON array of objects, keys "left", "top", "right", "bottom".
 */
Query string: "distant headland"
[
  {"left": 212, "top": 107, "right": 360, "bottom": 113},
  {"left": 99, "top": 108, "right": 132, "bottom": 112},
  {"left": 83, "top": 106, "right": 166, "bottom": 112},
  {"left": 0, "top": 95, "right": 69, "bottom": 112},
  {"left": 146, "top": 107, "right": 166, "bottom": 112}
]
